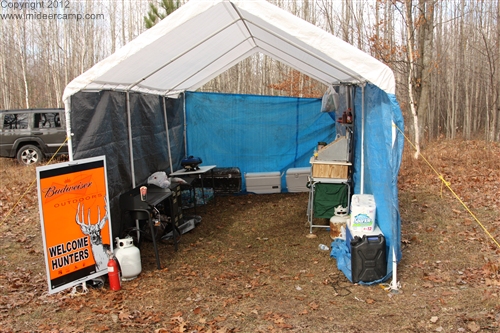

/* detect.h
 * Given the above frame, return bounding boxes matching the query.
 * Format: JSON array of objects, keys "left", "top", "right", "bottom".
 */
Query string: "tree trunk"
[
  {"left": 404, "top": 0, "right": 420, "bottom": 158},
  {"left": 15, "top": 19, "right": 30, "bottom": 109},
  {"left": 0, "top": 25, "right": 11, "bottom": 109},
  {"left": 415, "top": 0, "right": 435, "bottom": 146},
  {"left": 494, "top": 0, "right": 500, "bottom": 142}
]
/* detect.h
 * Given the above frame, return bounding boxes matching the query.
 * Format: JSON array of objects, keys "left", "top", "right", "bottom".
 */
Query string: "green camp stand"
[{"left": 307, "top": 178, "right": 351, "bottom": 233}]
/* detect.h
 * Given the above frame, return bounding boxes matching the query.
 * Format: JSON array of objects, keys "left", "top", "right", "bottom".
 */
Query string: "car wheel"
[{"left": 17, "top": 145, "right": 43, "bottom": 165}]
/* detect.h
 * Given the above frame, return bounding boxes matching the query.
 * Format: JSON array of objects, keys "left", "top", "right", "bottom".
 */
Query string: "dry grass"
[{"left": 1, "top": 140, "right": 500, "bottom": 333}]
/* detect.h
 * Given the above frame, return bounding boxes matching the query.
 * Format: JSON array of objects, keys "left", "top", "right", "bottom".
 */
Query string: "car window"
[
  {"left": 3, "top": 113, "right": 29, "bottom": 130},
  {"left": 34, "top": 112, "right": 61, "bottom": 129}
]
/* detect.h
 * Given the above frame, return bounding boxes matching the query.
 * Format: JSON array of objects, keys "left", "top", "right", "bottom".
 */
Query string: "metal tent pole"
[
  {"left": 64, "top": 97, "right": 74, "bottom": 161},
  {"left": 163, "top": 96, "right": 173, "bottom": 173},
  {"left": 360, "top": 83, "right": 365, "bottom": 194},
  {"left": 125, "top": 92, "right": 141, "bottom": 243},
  {"left": 183, "top": 92, "right": 187, "bottom": 156},
  {"left": 126, "top": 92, "right": 136, "bottom": 187},
  {"left": 388, "top": 247, "right": 401, "bottom": 292}
]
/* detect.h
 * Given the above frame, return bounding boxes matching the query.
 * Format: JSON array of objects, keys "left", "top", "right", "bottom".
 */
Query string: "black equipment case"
[{"left": 191, "top": 167, "right": 241, "bottom": 195}]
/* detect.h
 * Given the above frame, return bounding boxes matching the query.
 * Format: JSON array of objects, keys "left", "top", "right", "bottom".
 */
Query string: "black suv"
[{"left": 0, "top": 108, "right": 68, "bottom": 165}]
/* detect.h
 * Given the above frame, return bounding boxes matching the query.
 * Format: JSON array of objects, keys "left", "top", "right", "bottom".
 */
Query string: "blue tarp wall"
[
  {"left": 185, "top": 85, "right": 404, "bottom": 283},
  {"left": 185, "top": 91, "right": 336, "bottom": 190}
]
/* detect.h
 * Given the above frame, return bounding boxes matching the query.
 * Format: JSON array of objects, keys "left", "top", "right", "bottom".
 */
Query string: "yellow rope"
[
  {"left": 394, "top": 124, "right": 500, "bottom": 249},
  {"left": 0, "top": 137, "right": 69, "bottom": 225}
]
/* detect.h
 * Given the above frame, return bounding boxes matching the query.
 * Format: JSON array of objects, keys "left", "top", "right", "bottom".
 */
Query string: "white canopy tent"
[
  {"left": 63, "top": 0, "right": 395, "bottom": 101},
  {"left": 62, "top": 0, "right": 403, "bottom": 288}
]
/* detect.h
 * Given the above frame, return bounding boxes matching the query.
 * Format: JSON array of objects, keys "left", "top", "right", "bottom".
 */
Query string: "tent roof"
[{"left": 63, "top": 0, "right": 395, "bottom": 101}]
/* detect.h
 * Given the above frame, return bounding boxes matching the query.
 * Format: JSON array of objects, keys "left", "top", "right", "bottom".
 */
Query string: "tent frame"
[{"left": 61, "top": 0, "right": 402, "bottom": 290}]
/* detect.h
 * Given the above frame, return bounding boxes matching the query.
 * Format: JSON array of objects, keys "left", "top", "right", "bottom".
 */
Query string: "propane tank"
[
  {"left": 114, "top": 237, "right": 142, "bottom": 281},
  {"left": 107, "top": 255, "right": 121, "bottom": 291},
  {"left": 330, "top": 205, "right": 349, "bottom": 240}
]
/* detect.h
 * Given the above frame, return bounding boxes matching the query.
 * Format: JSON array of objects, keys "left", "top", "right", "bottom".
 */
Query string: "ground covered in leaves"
[{"left": 1, "top": 139, "right": 499, "bottom": 332}]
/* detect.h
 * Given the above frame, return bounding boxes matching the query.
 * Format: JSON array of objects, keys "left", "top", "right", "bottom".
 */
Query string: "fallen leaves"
[
  {"left": 467, "top": 321, "right": 481, "bottom": 332},
  {"left": 1, "top": 141, "right": 500, "bottom": 332}
]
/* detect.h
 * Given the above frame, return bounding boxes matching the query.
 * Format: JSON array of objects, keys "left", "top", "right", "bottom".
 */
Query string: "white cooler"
[
  {"left": 245, "top": 171, "right": 281, "bottom": 194},
  {"left": 286, "top": 167, "right": 310, "bottom": 192}
]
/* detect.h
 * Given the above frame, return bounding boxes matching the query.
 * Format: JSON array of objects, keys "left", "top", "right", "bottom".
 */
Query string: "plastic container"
[
  {"left": 346, "top": 223, "right": 383, "bottom": 253},
  {"left": 114, "top": 237, "right": 142, "bottom": 281},
  {"left": 350, "top": 234, "right": 387, "bottom": 283},
  {"left": 318, "top": 244, "right": 329, "bottom": 251},
  {"left": 350, "top": 194, "right": 376, "bottom": 232}
]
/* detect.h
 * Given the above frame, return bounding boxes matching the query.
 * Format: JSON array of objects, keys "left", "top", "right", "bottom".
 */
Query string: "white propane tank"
[
  {"left": 114, "top": 237, "right": 142, "bottom": 281},
  {"left": 329, "top": 205, "right": 349, "bottom": 240}
]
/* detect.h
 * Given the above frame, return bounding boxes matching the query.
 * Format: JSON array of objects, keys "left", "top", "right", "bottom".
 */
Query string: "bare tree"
[
  {"left": 415, "top": 0, "right": 435, "bottom": 145},
  {"left": 14, "top": 16, "right": 30, "bottom": 108},
  {"left": 0, "top": 0, "right": 499, "bottom": 146},
  {"left": 495, "top": 0, "right": 500, "bottom": 142}
]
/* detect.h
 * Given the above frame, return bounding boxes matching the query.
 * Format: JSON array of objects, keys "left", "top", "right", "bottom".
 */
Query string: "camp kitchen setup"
[{"left": 53, "top": 0, "right": 403, "bottom": 293}]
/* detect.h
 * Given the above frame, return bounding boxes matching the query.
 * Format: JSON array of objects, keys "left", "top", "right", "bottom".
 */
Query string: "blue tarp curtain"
[
  {"left": 185, "top": 91, "right": 336, "bottom": 190},
  {"left": 332, "top": 84, "right": 404, "bottom": 283},
  {"left": 185, "top": 86, "right": 403, "bottom": 284}
]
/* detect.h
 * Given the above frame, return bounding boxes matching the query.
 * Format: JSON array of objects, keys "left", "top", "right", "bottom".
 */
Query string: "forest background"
[{"left": 1, "top": 0, "right": 500, "bottom": 148}]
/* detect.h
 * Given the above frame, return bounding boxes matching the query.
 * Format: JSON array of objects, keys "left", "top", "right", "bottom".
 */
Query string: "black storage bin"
[
  {"left": 350, "top": 234, "right": 387, "bottom": 283},
  {"left": 191, "top": 167, "right": 241, "bottom": 195}
]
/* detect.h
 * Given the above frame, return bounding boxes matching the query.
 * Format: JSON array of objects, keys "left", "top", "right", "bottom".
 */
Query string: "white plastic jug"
[{"left": 114, "top": 237, "right": 142, "bottom": 281}]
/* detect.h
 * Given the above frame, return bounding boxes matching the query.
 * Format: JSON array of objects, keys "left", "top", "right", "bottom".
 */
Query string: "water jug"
[{"left": 114, "top": 237, "right": 142, "bottom": 281}]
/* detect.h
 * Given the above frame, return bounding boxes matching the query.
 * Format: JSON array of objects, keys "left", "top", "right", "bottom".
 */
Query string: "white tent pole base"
[{"left": 387, "top": 247, "right": 401, "bottom": 293}]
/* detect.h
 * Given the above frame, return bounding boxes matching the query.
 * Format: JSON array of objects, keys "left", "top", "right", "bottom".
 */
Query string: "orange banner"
[{"left": 37, "top": 156, "right": 112, "bottom": 294}]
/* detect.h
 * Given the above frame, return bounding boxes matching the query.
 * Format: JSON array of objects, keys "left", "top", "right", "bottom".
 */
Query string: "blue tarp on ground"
[{"left": 185, "top": 86, "right": 403, "bottom": 283}]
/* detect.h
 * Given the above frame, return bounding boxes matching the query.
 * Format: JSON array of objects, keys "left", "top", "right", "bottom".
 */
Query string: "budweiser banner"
[{"left": 37, "top": 156, "right": 112, "bottom": 294}]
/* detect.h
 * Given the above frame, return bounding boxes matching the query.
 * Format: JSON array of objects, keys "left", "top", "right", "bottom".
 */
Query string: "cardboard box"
[
  {"left": 245, "top": 171, "right": 281, "bottom": 194},
  {"left": 286, "top": 167, "right": 310, "bottom": 192}
]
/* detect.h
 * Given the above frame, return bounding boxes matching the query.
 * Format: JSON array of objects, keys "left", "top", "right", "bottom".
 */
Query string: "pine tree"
[{"left": 144, "top": 0, "right": 181, "bottom": 29}]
